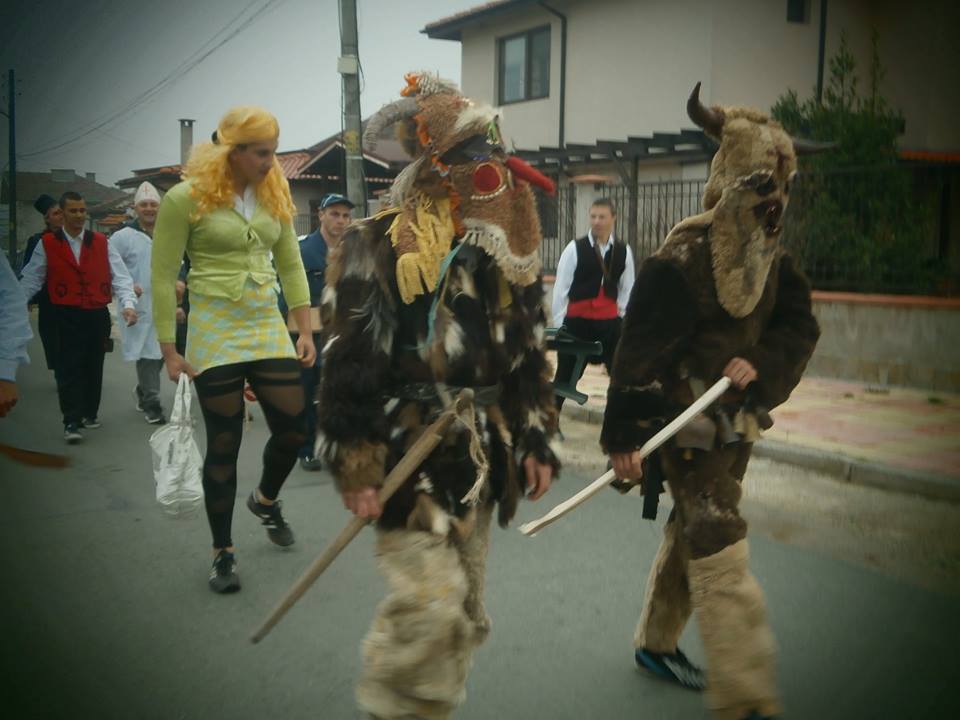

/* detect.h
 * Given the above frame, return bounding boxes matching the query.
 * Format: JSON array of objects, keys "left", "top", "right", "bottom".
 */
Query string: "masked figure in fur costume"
[
  {"left": 601, "top": 83, "right": 821, "bottom": 720},
  {"left": 317, "top": 73, "right": 560, "bottom": 720}
]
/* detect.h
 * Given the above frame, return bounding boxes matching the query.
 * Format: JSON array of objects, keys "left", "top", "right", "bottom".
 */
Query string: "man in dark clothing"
[
  {"left": 280, "top": 192, "right": 354, "bottom": 470},
  {"left": 19, "top": 194, "right": 64, "bottom": 375},
  {"left": 550, "top": 198, "right": 635, "bottom": 410}
]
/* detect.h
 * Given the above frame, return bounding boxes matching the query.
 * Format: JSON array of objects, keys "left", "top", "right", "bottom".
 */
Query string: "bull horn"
[
  {"left": 363, "top": 97, "right": 419, "bottom": 150},
  {"left": 791, "top": 137, "right": 837, "bottom": 155},
  {"left": 687, "top": 81, "right": 724, "bottom": 138}
]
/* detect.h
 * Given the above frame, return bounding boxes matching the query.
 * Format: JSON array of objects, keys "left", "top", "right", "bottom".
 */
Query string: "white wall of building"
[
  {"left": 460, "top": 4, "right": 563, "bottom": 151},
  {"left": 453, "top": 0, "right": 959, "bottom": 154}
]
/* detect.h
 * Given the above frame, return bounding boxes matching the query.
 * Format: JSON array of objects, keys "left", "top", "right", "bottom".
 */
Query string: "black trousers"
[
  {"left": 52, "top": 306, "right": 111, "bottom": 426},
  {"left": 552, "top": 315, "right": 622, "bottom": 410},
  {"left": 288, "top": 331, "right": 322, "bottom": 458},
  {"left": 299, "top": 364, "right": 320, "bottom": 458},
  {"left": 35, "top": 293, "right": 59, "bottom": 372},
  {"left": 175, "top": 317, "right": 188, "bottom": 357}
]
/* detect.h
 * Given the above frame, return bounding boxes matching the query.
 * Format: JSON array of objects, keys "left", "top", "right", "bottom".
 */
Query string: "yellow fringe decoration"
[
  {"left": 497, "top": 269, "right": 513, "bottom": 311},
  {"left": 372, "top": 206, "right": 402, "bottom": 223},
  {"left": 389, "top": 194, "right": 457, "bottom": 305}
]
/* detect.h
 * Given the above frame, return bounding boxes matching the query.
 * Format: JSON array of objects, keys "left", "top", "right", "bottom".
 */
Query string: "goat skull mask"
[{"left": 687, "top": 82, "right": 800, "bottom": 317}]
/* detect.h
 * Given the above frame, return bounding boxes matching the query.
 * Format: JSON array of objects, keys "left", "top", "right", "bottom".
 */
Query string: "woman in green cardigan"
[{"left": 152, "top": 107, "right": 316, "bottom": 593}]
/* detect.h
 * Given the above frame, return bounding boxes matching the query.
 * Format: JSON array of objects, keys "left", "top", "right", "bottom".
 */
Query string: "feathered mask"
[{"left": 365, "top": 72, "right": 555, "bottom": 303}]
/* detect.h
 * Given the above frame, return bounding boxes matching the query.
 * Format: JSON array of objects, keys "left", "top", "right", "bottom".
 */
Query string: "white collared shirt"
[
  {"left": 551, "top": 231, "right": 636, "bottom": 327},
  {"left": 234, "top": 185, "right": 257, "bottom": 221},
  {"left": 62, "top": 227, "right": 86, "bottom": 261},
  {"left": 19, "top": 228, "right": 138, "bottom": 310}
]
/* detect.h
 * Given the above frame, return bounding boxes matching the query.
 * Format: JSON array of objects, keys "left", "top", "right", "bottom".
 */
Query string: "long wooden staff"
[
  {"left": 250, "top": 388, "right": 474, "bottom": 644},
  {"left": 518, "top": 377, "right": 732, "bottom": 537},
  {"left": 0, "top": 443, "right": 69, "bottom": 468}
]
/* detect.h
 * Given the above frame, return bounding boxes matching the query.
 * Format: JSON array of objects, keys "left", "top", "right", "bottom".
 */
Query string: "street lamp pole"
[{"left": 4, "top": 68, "right": 16, "bottom": 270}]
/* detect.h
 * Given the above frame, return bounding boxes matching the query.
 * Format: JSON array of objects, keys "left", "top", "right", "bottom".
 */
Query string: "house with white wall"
[{"left": 424, "top": 0, "right": 960, "bottom": 271}]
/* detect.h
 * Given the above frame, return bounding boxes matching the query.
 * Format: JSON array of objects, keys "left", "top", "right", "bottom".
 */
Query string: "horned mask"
[
  {"left": 364, "top": 72, "right": 555, "bottom": 303},
  {"left": 686, "top": 82, "right": 829, "bottom": 317}
]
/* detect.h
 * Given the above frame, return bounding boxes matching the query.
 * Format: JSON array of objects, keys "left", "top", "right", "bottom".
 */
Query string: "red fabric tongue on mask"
[{"left": 506, "top": 155, "right": 556, "bottom": 196}]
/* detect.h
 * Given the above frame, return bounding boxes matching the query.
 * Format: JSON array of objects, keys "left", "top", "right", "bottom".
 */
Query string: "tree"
[{"left": 772, "top": 31, "right": 942, "bottom": 294}]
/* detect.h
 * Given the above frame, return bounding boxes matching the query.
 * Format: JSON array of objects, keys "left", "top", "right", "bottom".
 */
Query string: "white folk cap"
[{"left": 134, "top": 181, "right": 162, "bottom": 205}]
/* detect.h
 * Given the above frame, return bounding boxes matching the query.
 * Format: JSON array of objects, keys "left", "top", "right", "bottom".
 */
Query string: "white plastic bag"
[{"left": 150, "top": 373, "right": 204, "bottom": 518}]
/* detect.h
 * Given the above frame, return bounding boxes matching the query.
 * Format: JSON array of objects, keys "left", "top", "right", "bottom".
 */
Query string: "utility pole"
[
  {"left": 5, "top": 69, "right": 17, "bottom": 270},
  {"left": 338, "top": 0, "right": 366, "bottom": 215}
]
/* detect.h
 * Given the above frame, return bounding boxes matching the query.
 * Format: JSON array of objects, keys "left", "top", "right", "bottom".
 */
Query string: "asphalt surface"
[{"left": 1, "top": 335, "right": 957, "bottom": 719}]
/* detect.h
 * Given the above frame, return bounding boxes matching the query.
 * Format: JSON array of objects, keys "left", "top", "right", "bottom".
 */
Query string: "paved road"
[{"left": 1, "top": 337, "right": 957, "bottom": 719}]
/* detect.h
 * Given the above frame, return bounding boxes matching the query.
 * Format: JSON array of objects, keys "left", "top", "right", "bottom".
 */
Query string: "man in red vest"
[
  {"left": 551, "top": 198, "right": 636, "bottom": 411},
  {"left": 19, "top": 192, "right": 139, "bottom": 443}
]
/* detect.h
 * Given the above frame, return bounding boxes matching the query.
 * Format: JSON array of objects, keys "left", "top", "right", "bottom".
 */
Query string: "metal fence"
[
  {"left": 293, "top": 214, "right": 313, "bottom": 237},
  {"left": 537, "top": 186, "right": 576, "bottom": 273},
  {"left": 538, "top": 179, "right": 706, "bottom": 273},
  {"left": 536, "top": 164, "right": 957, "bottom": 295},
  {"left": 635, "top": 179, "right": 706, "bottom": 259}
]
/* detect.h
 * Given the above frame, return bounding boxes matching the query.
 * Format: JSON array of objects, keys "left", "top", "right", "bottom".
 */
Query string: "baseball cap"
[{"left": 320, "top": 193, "right": 356, "bottom": 210}]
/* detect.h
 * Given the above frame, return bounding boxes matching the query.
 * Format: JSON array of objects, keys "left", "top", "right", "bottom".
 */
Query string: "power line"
[
  {"left": 19, "top": 0, "right": 285, "bottom": 159},
  {"left": 20, "top": 0, "right": 275, "bottom": 157},
  {"left": 20, "top": 0, "right": 273, "bottom": 156}
]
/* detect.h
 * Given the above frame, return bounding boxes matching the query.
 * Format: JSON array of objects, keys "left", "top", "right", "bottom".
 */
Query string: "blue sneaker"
[{"left": 635, "top": 647, "right": 706, "bottom": 691}]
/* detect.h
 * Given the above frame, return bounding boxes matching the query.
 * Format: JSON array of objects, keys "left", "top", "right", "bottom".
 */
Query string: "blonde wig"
[{"left": 184, "top": 106, "right": 295, "bottom": 224}]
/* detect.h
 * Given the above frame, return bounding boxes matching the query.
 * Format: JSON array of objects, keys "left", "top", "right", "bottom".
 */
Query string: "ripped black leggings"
[{"left": 193, "top": 358, "right": 307, "bottom": 549}]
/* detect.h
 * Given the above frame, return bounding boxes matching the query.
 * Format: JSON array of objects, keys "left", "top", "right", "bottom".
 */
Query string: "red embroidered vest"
[{"left": 42, "top": 230, "right": 112, "bottom": 308}]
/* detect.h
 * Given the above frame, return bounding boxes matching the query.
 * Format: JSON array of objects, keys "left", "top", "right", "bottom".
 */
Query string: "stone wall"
[
  {"left": 807, "top": 292, "right": 960, "bottom": 392},
  {"left": 544, "top": 279, "right": 960, "bottom": 391}
]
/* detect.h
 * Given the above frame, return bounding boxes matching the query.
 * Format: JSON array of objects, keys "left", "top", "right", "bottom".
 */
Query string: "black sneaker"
[
  {"left": 208, "top": 551, "right": 240, "bottom": 593},
  {"left": 299, "top": 455, "right": 323, "bottom": 471},
  {"left": 145, "top": 407, "right": 166, "bottom": 425},
  {"left": 81, "top": 417, "right": 101, "bottom": 429},
  {"left": 246, "top": 491, "right": 295, "bottom": 547},
  {"left": 635, "top": 647, "right": 706, "bottom": 691},
  {"left": 64, "top": 424, "right": 84, "bottom": 444}
]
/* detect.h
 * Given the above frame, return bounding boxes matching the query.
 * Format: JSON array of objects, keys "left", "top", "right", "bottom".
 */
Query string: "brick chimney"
[{"left": 179, "top": 119, "right": 195, "bottom": 167}]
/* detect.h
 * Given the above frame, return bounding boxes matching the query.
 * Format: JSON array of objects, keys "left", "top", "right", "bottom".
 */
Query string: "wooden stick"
[
  {"left": 250, "top": 389, "right": 474, "bottom": 644},
  {"left": 0, "top": 443, "right": 70, "bottom": 468},
  {"left": 519, "top": 377, "right": 732, "bottom": 537}
]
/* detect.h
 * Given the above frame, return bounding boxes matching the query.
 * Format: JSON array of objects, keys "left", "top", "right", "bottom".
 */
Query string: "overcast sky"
[{"left": 0, "top": 0, "right": 478, "bottom": 185}]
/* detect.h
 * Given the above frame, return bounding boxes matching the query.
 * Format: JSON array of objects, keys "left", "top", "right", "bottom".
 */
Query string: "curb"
[
  {"left": 561, "top": 403, "right": 960, "bottom": 504},
  {"left": 750, "top": 440, "right": 960, "bottom": 503}
]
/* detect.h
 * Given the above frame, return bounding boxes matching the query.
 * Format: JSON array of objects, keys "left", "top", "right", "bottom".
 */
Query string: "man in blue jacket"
[{"left": 282, "top": 192, "right": 354, "bottom": 470}]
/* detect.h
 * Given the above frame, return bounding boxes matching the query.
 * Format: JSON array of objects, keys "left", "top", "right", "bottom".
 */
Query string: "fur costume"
[
  {"left": 318, "top": 73, "right": 559, "bottom": 720},
  {"left": 601, "top": 84, "right": 820, "bottom": 719}
]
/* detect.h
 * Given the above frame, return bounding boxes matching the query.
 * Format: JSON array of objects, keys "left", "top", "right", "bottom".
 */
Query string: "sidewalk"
[{"left": 551, "top": 353, "right": 960, "bottom": 502}]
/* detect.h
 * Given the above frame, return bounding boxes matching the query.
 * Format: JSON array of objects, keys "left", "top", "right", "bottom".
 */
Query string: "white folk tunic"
[{"left": 109, "top": 223, "right": 162, "bottom": 361}]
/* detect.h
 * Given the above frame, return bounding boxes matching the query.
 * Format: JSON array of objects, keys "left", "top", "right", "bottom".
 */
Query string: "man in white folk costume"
[{"left": 111, "top": 182, "right": 166, "bottom": 424}]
